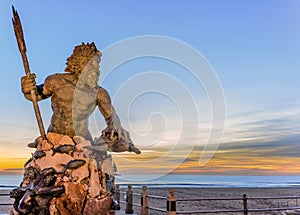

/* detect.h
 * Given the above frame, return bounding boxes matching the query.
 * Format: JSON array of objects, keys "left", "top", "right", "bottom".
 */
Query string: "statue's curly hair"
[{"left": 64, "top": 42, "right": 102, "bottom": 73}]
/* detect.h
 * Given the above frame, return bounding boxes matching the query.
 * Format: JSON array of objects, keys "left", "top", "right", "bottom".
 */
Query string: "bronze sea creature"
[
  {"left": 61, "top": 159, "right": 86, "bottom": 172},
  {"left": 32, "top": 150, "right": 46, "bottom": 159},
  {"left": 52, "top": 144, "right": 76, "bottom": 156}
]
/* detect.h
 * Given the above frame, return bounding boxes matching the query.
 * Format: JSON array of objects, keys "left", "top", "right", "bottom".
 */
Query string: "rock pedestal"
[{"left": 10, "top": 132, "right": 116, "bottom": 215}]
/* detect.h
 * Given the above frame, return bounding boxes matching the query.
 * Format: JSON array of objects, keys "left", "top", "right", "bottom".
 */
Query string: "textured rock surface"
[{"left": 10, "top": 133, "right": 114, "bottom": 215}]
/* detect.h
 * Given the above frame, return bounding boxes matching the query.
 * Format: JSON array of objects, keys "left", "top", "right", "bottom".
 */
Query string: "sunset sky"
[{"left": 0, "top": 1, "right": 300, "bottom": 176}]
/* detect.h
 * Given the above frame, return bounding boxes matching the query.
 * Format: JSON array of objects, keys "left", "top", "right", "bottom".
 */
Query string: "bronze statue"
[
  {"left": 12, "top": 42, "right": 141, "bottom": 214},
  {"left": 21, "top": 42, "right": 140, "bottom": 154},
  {"left": 11, "top": 6, "right": 140, "bottom": 215}
]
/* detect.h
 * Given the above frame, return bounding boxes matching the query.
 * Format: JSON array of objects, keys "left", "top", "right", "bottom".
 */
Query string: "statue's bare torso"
[{"left": 26, "top": 72, "right": 114, "bottom": 141}]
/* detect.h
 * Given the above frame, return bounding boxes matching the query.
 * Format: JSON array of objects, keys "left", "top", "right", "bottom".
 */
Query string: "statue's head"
[{"left": 65, "top": 42, "right": 102, "bottom": 74}]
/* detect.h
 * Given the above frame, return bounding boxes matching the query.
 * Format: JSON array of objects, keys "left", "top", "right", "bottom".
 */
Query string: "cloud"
[
  {"left": 223, "top": 105, "right": 300, "bottom": 143},
  {"left": 1, "top": 88, "right": 299, "bottom": 176}
]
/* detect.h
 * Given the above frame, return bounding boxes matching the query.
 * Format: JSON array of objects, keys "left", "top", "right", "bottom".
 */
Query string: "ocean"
[
  {"left": 1, "top": 173, "right": 300, "bottom": 190},
  {"left": 115, "top": 174, "right": 300, "bottom": 188}
]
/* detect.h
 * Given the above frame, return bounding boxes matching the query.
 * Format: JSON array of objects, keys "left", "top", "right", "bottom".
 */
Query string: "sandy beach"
[{"left": 1, "top": 188, "right": 300, "bottom": 214}]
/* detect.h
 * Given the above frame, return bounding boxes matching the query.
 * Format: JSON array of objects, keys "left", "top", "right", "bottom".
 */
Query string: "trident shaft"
[{"left": 12, "top": 6, "right": 46, "bottom": 139}]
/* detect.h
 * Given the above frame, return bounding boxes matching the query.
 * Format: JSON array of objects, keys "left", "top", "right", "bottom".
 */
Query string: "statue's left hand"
[
  {"left": 101, "top": 124, "right": 141, "bottom": 154},
  {"left": 110, "top": 125, "right": 131, "bottom": 142}
]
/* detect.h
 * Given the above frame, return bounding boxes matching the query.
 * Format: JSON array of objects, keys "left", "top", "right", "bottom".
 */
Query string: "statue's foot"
[{"left": 128, "top": 144, "right": 141, "bottom": 154}]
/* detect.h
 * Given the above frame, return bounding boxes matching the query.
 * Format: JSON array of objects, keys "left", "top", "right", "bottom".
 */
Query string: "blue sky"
[{"left": 0, "top": 0, "right": 300, "bottom": 175}]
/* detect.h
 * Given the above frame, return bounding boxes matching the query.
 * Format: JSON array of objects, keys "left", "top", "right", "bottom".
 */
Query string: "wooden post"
[
  {"left": 125, "top": 185, "right": 133, "bottom": 214},
  {"left": 115, "top": 184, "right": 121, "bottom": 210},
  {"left": 141, "top": 186, "right": 149, "bottom": 215},
  {"left": 167, "top": 188, "right": 176, "bottom": 215},
  {"left": 243, "top": 194, "right": 248, "bottom": 215}
]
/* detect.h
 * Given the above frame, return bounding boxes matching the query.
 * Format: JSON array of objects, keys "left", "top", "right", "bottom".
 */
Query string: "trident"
[{"left": 12, "top": 6, "right": 46, "bottom": 139}]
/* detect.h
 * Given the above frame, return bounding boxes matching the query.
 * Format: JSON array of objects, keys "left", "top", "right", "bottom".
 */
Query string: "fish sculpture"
[
  {"left": 61, "top": 159, "right": 86, "bottom": 172},
  {"left": 52, "top": 144, "right": 76, "bottom": 156},
  {"left": 32, "top": 150, "right": 46, "bottom": 159}
]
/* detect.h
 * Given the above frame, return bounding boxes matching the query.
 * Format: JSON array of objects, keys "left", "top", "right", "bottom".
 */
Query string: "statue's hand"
[
  {"left": 21, "top": 73, "right": 36, "bottom": 94},
  {"left": 111, "top": 126, "right": 141, "bottom": 153},
  {"left": 102, "top": 125, "right": 141, "bottom": 154},
  {"left": 110, "top": 125, "right": 130, "bottom": 142},
  {"left": 102, "top": 124, "right": 129, "bottom": 142}
]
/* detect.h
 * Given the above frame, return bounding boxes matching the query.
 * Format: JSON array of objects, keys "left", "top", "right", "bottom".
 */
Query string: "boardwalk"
[{"left": 2, "top": 187, "right": 300, "bottom": 214}]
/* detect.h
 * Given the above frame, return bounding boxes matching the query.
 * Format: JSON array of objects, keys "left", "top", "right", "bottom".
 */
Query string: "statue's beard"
[{"left": 76, "top": 68, "right": 100, "bottom": 90}]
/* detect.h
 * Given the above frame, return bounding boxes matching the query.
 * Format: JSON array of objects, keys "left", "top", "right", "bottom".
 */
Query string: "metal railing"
[
  {"left": 0, "top": 193, "right": 13, "bottom": 207},
  {"left": 2, "top": 186, "right": 300, "bottom": 214},
  {"left": 117, "top": 186, "right": 300, "bottom": 215}
]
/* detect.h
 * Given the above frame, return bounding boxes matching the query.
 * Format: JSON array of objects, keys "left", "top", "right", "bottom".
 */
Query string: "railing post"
[
  {"left": 243, "top": 194, "right": 248, "bottom": 215},
  {"left": 167, "top": 188, "right": 176, "bottom": 215},
  {"left": 125, "top": 185, "right": 133, "bottom": 214},
  {"left": 141, "top": 185, "right": 149, "bottom": 215},
  {"left": 115, "top": 184, "right": 121, "bottom": 210}
]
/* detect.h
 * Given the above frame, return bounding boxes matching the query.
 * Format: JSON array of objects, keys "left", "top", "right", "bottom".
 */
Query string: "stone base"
[{"left": 10, "top": 133, "right": 115, "bottom": 215}]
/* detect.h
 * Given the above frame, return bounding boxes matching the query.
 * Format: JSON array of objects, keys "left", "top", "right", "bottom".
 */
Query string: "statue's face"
[
  {"left": 77, "top": 57, "right": 101, "bottom": 89},
  {"left": 85, "top": 69, "right": 100, "bottom": 89}
]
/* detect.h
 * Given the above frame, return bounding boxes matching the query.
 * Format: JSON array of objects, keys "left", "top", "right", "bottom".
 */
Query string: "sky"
[{"left": 0, "top": 0, "right": 300, "bottom": 177}]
